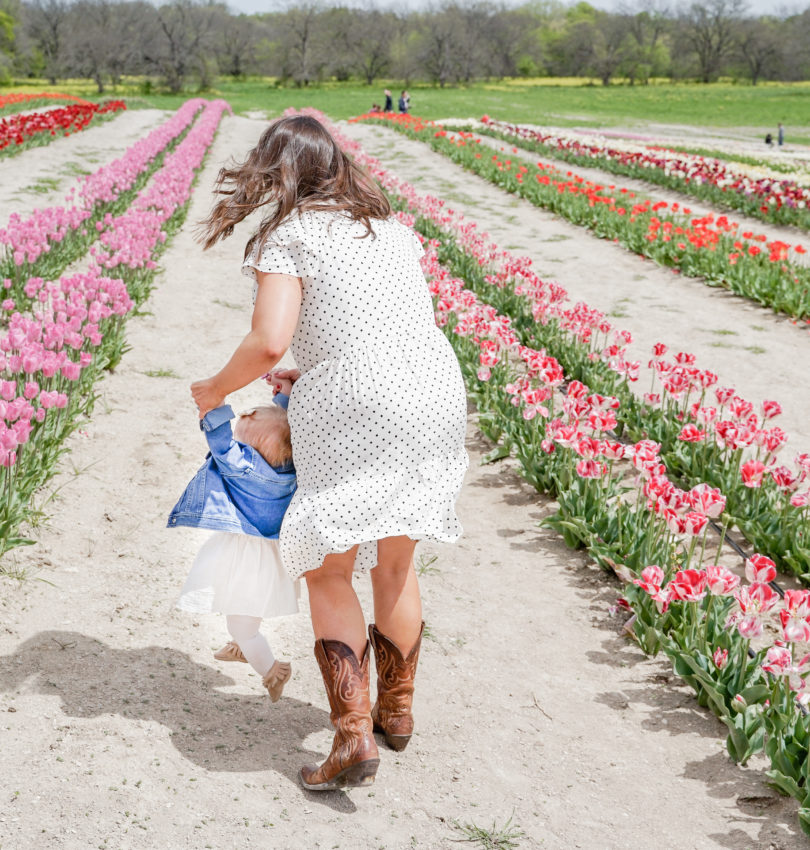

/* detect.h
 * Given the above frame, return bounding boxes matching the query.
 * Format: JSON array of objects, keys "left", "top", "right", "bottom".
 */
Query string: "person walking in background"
[
  {"left": 383, "top": 89, "right": 393, "bottom": 112},
  {"left": 398, "top": 90, "right": 408, "bottom": 114},
  {"left": 778, "top": 122, "right": 785, "bottom": 146}
]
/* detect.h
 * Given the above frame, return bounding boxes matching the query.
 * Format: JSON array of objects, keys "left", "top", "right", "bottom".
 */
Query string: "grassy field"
[{"left": 3, "top": 76, "right": 807, "bottom": 136}]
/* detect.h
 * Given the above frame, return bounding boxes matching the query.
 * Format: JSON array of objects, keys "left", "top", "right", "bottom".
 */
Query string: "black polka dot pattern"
[{"left": 242, "top": 210, "right": 469, "bottom": 578}]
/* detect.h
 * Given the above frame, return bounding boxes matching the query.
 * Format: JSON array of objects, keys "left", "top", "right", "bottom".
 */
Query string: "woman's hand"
[
  {"left": 265, "top": 367, "right": 300, "bottom": 396},
  {"left": 191, "top": 377, "right": 225, "bottom": 419}
]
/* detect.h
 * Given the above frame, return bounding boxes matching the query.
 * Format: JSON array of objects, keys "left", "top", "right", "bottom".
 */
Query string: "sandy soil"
[
  {"left": 0, "top": 113, "right": 808, "bottom": 849},
  {"left": 343, "top": 122, "right": 810, "bottom": 459},
  {"left": 0, "top": 109, "right": 170, "bottom": 224}
]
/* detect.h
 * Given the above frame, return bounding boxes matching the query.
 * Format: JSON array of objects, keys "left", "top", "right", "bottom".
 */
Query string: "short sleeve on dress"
[
  {"left": 408, "top": 228, "right": 425, "bottom": 260},
  {"left": 241, "top": 238, "right": 303, "bottom": 282}
]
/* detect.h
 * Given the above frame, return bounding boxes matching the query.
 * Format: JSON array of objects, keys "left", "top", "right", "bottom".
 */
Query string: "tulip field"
[
  {"left": 3, "top": 91, "right": 810, "bottom": 846},
  {"left": 0, "top": 96, "right": 230, "bottom": 556},
  {"left": 354, "top": 112, "right": 810, "bottom": 323}
]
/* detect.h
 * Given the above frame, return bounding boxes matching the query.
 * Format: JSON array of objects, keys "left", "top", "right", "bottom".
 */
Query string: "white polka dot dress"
[{"left": 242, "top": 209, "right": 468, "bottom": 579}]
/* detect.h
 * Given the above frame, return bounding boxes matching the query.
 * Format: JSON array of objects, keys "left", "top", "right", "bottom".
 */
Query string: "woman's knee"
[
  {"left": 305, "top": 548, "right": 358, "bottom": 589},
  {"left": 375, "top": 536, "right": 417, "bottom": 577}
]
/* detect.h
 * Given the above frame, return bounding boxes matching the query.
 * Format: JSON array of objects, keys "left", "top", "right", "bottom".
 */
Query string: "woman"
[{"left": 192, "top": 116, "right": 468, "bottom": 790}]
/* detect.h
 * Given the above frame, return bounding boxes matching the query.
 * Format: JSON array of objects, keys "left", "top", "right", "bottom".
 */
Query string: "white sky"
[{"left": 228, "top": 0, "right": 795, "bottom": 17}]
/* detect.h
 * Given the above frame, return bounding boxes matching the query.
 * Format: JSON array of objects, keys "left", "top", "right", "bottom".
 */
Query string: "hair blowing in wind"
[{"left": 198, "top": 115, "right": 391, "bottom": 254}]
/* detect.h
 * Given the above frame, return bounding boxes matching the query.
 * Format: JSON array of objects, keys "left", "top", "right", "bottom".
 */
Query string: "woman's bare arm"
[{"left": 191, "top": 271, "right": 302, "bottom": 416}]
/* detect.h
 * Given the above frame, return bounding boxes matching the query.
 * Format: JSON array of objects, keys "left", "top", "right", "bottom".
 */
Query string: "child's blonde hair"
[{"left": 234, "top": 405, "right": 293, "bottom": 468}]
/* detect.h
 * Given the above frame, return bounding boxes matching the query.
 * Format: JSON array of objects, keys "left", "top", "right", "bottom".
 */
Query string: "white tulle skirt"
[{"left": 176, "top": 532, "right": 300, "bottom": 619}]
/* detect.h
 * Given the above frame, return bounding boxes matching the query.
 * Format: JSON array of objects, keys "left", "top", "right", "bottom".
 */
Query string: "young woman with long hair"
[{"left": 193, "top": 115, "right": 467, "bottom": 790}]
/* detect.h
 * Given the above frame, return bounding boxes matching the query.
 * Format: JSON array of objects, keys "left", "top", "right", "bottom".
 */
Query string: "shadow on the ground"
[{"left": 0, "top": 630, "right": 356, "bottom": 812}]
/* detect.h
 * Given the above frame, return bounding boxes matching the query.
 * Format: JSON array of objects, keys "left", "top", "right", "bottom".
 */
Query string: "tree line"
[{"left": 0, "top": 0, "right": 800, "bottom": 93}]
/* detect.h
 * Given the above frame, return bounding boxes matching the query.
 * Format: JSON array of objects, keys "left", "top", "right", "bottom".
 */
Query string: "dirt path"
[
  {"left": 342, "top": 122, "right": 810, "bottom": 459},
  {"left": 0, "top": 108, "right": 170, "bottom": 224},
  {"left": 0, "top": 114, "right": 807, "bottom": 850}
]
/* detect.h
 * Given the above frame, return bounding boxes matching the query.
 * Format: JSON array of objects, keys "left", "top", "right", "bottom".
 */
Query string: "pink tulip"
[
  {"left": 713, "top": 648, "right": 728, "bottom": 670},
  {"left": 740, "top": 459, "right": 766, "bottom": 488},
  {"left": 668, "top": 568, "right": 707, "bottom": 602},
  {"left": 705, "top": 565, "right": 740, "bottom": 596},
  {"left": 745, "top": 554, "right": 777, "bottom": 584}
]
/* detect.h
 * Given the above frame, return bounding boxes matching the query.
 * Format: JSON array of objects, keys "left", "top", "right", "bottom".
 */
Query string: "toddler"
[{"left": 168, "top": 375, "right": 298, "bottom": 701}]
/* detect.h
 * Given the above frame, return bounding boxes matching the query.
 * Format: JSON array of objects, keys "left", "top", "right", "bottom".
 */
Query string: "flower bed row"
[
  {"left": 0, "top": 98, "right": 231, "bottom": 558},
  {"left": 0, "top": 101, "right": 126, "bottom": 158},
  {"left": 476, "top": 116, "right": 810, "bottom": 233},
  {"left": 338, "top": 112, "right": 810, "bottom": 582},
  {"left": 423, "top": 236, "right": 810, "bottom": 833},
  {"left": 0, "top": 99, "right": 205, "bottom": 290},
  {"left": 353, "top": 112, "right": 810, "bottom": 323},
  {"left": 0, "top": 92, "right": 91, "bottom": 116}
]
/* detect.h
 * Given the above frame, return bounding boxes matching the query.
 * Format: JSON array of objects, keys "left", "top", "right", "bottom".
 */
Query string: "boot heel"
[
  {"left": 385, "top": 733, "right": 411, "bottom": 752},
  {"left": 342, "top": 757, "right": 380, "bottom": 787},
  {"left": 300, "top": 757, "right": 379, "bottom": 791}
]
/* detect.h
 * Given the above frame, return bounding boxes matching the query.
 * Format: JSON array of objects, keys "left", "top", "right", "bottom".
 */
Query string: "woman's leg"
[
  {"left": 226, "top": 614, "right": 275, "bottom": 677},
  {"left": 370, "top": 536, "right": 422, "bottom": 654},
  {"left": 305, "top": 544, "right": 366, "bottom": 658},
  {"left": 300, "top": 545, "right": 379, "bottom": 791},
  {"left": 368, "top": 535, "right": 424, "bottom": 752}
]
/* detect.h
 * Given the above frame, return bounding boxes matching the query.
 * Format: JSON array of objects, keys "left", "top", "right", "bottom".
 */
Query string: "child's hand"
[{"left": 264, "top": 368, "right": 300, "bottom": 396}]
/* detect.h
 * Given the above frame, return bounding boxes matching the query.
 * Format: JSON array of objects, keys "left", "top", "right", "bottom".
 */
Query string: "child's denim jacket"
[{"left": 167, "top": 395, "right": 295, "bottom": 539}]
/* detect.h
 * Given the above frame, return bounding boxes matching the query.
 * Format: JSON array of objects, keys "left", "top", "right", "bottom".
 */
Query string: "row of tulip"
[
  {"left": 306, "top": 103, "right": 810, "bottom": 834},
  {"left": 423, "top": 237, "right": 810, "bottom": 831},
  {"left": 0, "top": 92, "right": 91, "bottom": 115},
  {"left": 0, "top": 98, "right": 231, "bottom": 557},
  {"left": 0, "top": 99, "right": 205, "bottom": 290},
  {"left": 335, "top": 111, "right": 810, "bottom": 583},
  {"left": 0, "top": 101, "right": 126, "bottom": 158},
  {"left": 406, "top": 211, "right": 810, "bottom": 583},
  {"left": 353, "top": 112, "right": 810, "bottom": 322},
  {"left": 476, "top": 117, "right": 810, "bottom": 233}
]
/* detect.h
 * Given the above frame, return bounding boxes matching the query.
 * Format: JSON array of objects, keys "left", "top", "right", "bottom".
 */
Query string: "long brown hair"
[{"left": 198, "top": 115, "right": 391, "bottom": 254}]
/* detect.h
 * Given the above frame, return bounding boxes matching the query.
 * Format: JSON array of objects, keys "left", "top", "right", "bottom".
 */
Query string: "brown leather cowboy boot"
[
  {"left": 369, "top": 621, "right": 424, "bottom": 752},
  {"left": 299, "top": 639, "right": 379, "bottom": 791}
]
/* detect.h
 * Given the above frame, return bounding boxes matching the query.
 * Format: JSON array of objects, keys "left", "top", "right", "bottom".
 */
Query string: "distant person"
[
  {"left": 765, "top": 132, "right": 773, "bottom": 147},
  {"left": 383, "top": 89, "right": 392, "bottom": 112},
  {"left": 778, "top": 122, "right": 785, "bottom": 146},
  {"left": 371, "top": 103, "right": 382, "bottom": 113},
  {"left": 398, "top": 90, "right": 408, "bottom": 114}
]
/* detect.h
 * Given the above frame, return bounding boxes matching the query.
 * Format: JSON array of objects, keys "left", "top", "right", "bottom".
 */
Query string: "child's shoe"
[
  {"left": 263, "top": 660, "right": 292, "bottom": 702},
  {"left": 213, "top": 641, "right": 247, "bottom": 663}
]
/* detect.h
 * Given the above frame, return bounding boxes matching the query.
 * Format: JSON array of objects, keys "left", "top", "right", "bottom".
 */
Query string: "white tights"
[{"left": 226, "top": 615, "right": 275, "bottom": 678}]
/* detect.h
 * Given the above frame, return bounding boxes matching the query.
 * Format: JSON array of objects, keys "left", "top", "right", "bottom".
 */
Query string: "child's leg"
[{"left": 226, "top": 615, "right": 275, "bottom": 678}]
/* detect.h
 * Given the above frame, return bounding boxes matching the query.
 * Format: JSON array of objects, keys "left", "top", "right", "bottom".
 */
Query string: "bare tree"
[
  {"left": 681, "top": 0, "right": 746, "bottom": 83},
  {"left": 272, "top": 2, "right": 328, "bottom": 86},
  {"left": 738, "top": 16, "right": 781, "bottom": 85},
  {"left": 589, "top": 10, "right": 633, "bottom": 85},
  {"left": 349, "top": 9, "right": 398, "bottom": 85},
  {"left": 24, "top": 0, "right": 69, "bottom": 82},
  {"left": 64, "top": 0, "right": 147, "bottom": 92},
  {"left": 213, "top": 10, "right": 261, "bottom": 79},
  {"left": 621, "top": 0, "right": 670, "bottom": 83},
  {"left": 454, "top": 2, "right": 496, "bottom": 82},
  {"left": 142, "top": 0, "right": 217, "bottom": 94},
  {"left": 416, "top": 9, "right": 458, "bottom": 87}
]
